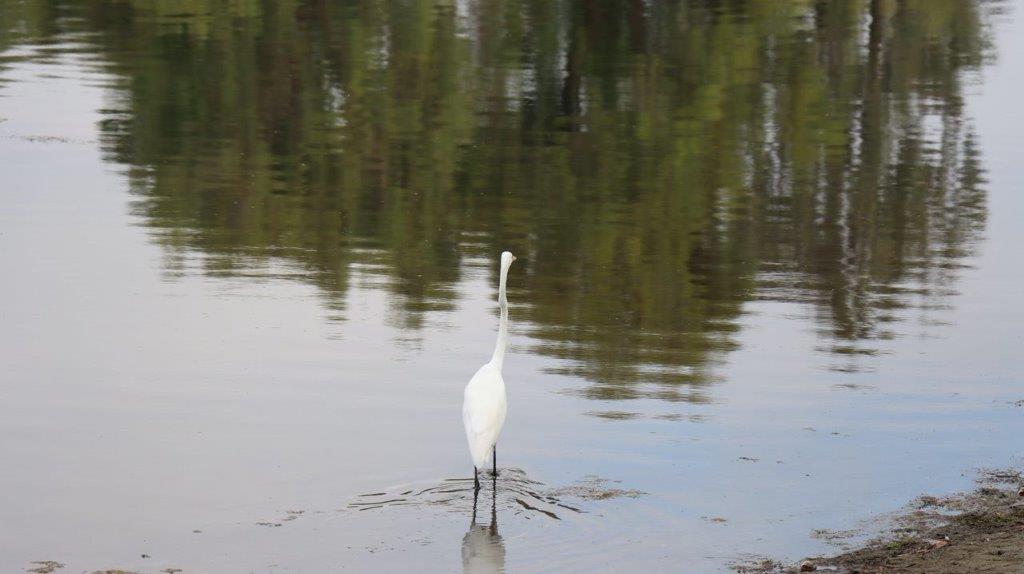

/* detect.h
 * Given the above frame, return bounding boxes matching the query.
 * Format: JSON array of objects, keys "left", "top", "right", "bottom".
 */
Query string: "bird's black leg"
[
  {"left": 474, "top": 467, "right": 480, "bottom": 491},
  {"left": 471, "top": 481, "right": 479, "bottom": 525},
  {"left": 492, "top": 446, "right": 497, "bottom": 477},
  {"left": 489, "top": 474, "right": 497, "bottom": 534}
]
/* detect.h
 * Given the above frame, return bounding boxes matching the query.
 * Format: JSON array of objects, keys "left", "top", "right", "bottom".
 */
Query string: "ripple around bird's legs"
[{"left": 343, "top": 468, "right": 643, "bottom": 520}]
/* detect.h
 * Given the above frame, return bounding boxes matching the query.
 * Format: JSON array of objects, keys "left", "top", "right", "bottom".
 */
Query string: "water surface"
[{"left": 1, "top": 1, "right": 1023, "bottom": 572}]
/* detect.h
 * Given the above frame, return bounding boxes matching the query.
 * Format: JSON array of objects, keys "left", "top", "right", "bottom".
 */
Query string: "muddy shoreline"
[{"left": 736, "top": 468, "right": 1024, "bottom": 574}]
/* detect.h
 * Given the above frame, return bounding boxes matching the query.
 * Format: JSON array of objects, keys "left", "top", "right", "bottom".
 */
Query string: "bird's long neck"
[{"left": 489, "top": 264, "right": 510, "bottom": 370}]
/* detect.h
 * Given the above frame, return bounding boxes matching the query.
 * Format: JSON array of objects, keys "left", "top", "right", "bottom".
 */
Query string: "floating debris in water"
[
  {"left": 26, "top": 562, "right": 63, "bottom": 574},
  {"left": 548, "top": 475, "right": 646, "bottom": 501}
]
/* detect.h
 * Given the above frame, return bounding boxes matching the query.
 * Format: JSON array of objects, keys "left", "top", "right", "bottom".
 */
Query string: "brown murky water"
[{"left": 1, "top": 1, "right": 1023, "bottom": 571}]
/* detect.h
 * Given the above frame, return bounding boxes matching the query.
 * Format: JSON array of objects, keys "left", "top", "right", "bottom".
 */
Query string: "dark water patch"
[
  {"left": 817, "top": 345, "right": 884, "bottom": 357},
  {"left": 832, "top": 383, "right": 877, "bottom": 391},
  {"left": 255, "top": 509, "right": 306, "bottom": 528},
  {"left": 651, "top": 413, "right": 708, "bottom": 423},
  {"left": 514, "top": 498, "right": 560, "bottom": 520},
  {"left": 584, "top": 410, "right": 642, "bottom": 420},
  {"left": 977, "top": 468, "right": 1023, "bottom": 487},
  {"left": 548, "top": 475, "right": 646, "bottom": 501},
  {"left": 810, "top": 527, "right": 860, "bottom": 550},
  {"left": 25, "top": 562, "right": 64, "bottom": 574},
  {"left": 0, "top": 133, "right": 95, "bottom": 145}
]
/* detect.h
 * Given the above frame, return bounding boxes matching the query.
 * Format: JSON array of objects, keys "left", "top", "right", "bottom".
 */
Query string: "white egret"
[{"left": 463, "top": 251, "right": 516, "bottom": 490}]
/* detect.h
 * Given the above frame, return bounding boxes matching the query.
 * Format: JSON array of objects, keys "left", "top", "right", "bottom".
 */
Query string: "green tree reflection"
[{"left": 0, "top": 0, "right": 995, "bottom": 402}]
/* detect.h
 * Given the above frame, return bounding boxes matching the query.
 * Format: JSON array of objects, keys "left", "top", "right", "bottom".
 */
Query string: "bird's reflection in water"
[{"left": 462, "top": 476, "right": 506, "bottom": 574}]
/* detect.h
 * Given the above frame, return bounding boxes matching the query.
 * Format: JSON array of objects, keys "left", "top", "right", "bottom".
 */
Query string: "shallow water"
[{"left": 1, "top": 1, "right": 1023, "bottom": 572}]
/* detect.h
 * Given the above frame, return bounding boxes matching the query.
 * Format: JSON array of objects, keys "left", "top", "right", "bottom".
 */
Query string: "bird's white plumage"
[
  {"left": 463, "top": 362, "right": 507, "bottom": 468},
  {"left": 463, "top": 251, "right": 515, "bottom": 471}
]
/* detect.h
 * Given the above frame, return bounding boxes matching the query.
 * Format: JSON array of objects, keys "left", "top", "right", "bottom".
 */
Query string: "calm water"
[{"left": 1, "top": 1, "right": 1023, "bottom": 572}]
